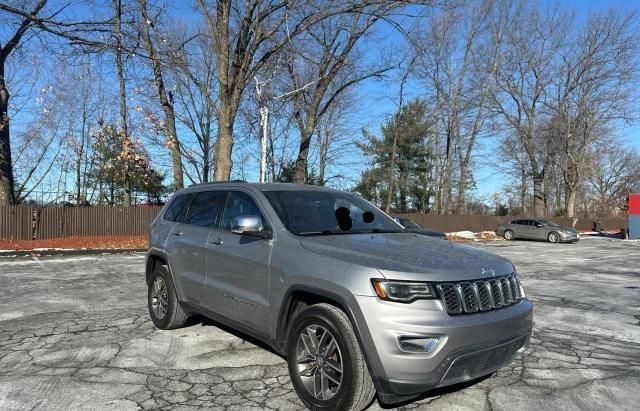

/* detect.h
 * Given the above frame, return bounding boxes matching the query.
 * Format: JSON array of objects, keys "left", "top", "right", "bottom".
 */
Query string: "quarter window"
[{"left": 185, "top": 191, "right": 227, "bottom": 228}]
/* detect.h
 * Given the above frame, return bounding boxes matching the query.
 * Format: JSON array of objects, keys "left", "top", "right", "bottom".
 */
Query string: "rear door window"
[
  {"left": 184, "top": 191, "right": 227, "bottom": 228},
  {"left": 163, "top": 194, "right": 193, "bottom": 222}
]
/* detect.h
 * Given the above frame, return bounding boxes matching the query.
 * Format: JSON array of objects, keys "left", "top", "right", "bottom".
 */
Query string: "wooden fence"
[
  {"left": 0, "top": 206, "right": 34, "bottom": 240},
  {"left": 0, "top": 206, "right": 628, "bottom": 240},
  {"left": 0, "top": 206, "right": 162, "bottom": 240}
]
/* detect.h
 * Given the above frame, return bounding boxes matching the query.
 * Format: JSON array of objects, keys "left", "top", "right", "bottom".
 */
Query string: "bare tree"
[
  {"left": 112, "top": 0, "right": 132, "bottom": 206},
  {"left": 0, "top": 0, "right": 47, "bottom": 205},
  {"left": 491, "top": 3, "right": 570, "bottom": 217},
  {"left": 138, "top": 0, "right": 184, "bottom": 189},
  {"left": 196, "top": 0, "right": 290, "bottom": 181},
  {"left": 414, "top": 1, "right": 502, "bottom": 214},
  {"left": 170, "top": 25, "right": 218, "bottom": 183},
  {"left": 196, "top": 0, "right": 395, "bottom": 181},
  {"left": 286, "top": 2, "right": 400, "bottom": 183},
  {"left": 553, "top": 9, "right": 639, "bottom": 217},
  {"left": 585, "top": 142, "right": 640, "bottom": 216}
]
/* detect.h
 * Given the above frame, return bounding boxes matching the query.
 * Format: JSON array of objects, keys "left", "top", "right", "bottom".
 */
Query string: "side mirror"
[{"left": 231, "top": 215, "right": 272, "bottom": 239}]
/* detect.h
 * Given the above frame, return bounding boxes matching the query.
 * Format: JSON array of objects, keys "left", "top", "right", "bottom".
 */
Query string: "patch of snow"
[{"left": 447, "top": 231, "right": 476, "bottom": 240}]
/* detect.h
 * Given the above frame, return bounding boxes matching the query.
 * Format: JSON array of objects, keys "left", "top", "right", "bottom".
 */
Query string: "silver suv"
[{"left": 146, "top": 182, "right": 533, "bottom": 410}]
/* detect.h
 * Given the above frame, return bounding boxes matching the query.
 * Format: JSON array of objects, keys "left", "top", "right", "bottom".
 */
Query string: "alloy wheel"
[
  {"left": 150, "top": 277, "right": 168, "bottom": 319},
  {"left": 295, "top": 325, "right": 344, "bottom": 400}
]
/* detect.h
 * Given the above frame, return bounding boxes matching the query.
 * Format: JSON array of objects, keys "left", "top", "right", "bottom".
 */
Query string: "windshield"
[
  {"left": 537, "top": 219, "right": 560, "bottom": 227},
  {"left": 262, "top": 189, "right": 404, "bottom": 236}
]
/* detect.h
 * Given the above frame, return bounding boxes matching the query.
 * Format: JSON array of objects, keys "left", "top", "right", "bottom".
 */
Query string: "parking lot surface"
[{"left": 1, "top": 238, "right": 639, "bottom": 410}]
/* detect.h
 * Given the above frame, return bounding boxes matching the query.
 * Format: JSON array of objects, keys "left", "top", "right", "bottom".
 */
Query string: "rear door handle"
[
  {"left": 209, "top": 237, "right": 223, "bottom": 245},
  {"left": 171, "top": 231, "right": 183, "bottom": 236}
]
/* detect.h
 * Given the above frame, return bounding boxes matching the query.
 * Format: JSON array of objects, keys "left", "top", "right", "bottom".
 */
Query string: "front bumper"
[
  {"left": 354, "top": 295, "right": 533, "bottom": 404},
  {"left": 560, "top": 232, "right": 580, "bottom": 242}
]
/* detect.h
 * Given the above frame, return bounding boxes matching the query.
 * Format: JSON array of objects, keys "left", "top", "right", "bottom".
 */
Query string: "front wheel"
[
  {"left": 503, "top": 229, "right": 515, "bottom": 241},
  {"left": 147, "top": 265, "right": 189, "bottom": 329},
  {"left": 287, "top": 304, "right": 376, "bottom": 411},
  {"left": 548, "top": 231, "right": 560, "bottom": 243}
]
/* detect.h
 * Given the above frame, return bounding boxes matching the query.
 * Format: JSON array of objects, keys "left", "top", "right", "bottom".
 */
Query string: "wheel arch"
[
  {"left": 275, "top": 285, "right": 386, "bottom": 393},
  {"left": 145, "top": 249, "right": 169, "bottom": 284}
]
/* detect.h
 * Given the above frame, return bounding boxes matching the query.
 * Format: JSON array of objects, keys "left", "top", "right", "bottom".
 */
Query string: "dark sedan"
[
  {"left": 395, "top": 217, "right": 447, "bottom": 239},
  {"left": 496, "top": 218, "right": 580, "bottom": 243}
]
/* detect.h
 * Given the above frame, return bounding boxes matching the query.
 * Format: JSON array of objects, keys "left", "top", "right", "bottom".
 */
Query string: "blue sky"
[
  {"left": 352, "top": 0, "right": 640, "bottom": 199},
  {"left": 7, "top": 0, "right": 640, "bottom": 200}
]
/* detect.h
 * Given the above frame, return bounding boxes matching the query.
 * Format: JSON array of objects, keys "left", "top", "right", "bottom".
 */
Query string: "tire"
[
  {"left": 147, "top": 265, "right": 189, "bottom": 329},
  {"left": 547, "top": 231, "right": 560, "bottom": 243},
  {"left": 287, "top": 304, "right": 376, "bottom": 411},
  {"left": 503, "top": 229, "right": 515, "bottom": 241}
]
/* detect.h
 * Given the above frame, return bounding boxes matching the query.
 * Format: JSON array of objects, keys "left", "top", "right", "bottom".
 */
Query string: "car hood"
[{"left": 299, "top": 233, "right": 514, "bottom": 282}]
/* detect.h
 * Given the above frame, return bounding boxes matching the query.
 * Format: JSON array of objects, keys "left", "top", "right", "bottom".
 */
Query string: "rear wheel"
[
  {"left": 548, "top": 231, "right": 560, "bottom": 243},
  {"left": 147, "top": 265, "right": 188, "bottom": 329},
  {"left": 503, "top": 229, "right": 515, "bottom": 241},
  {"left": 287, "top": 304, "right": 376, "bottom": 411}
]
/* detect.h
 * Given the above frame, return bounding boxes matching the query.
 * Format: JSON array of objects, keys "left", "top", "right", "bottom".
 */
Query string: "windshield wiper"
[
  {"left": 371, "top": 228, "right": 405, "bottom": 234},
  {"left": 297, "top": 230, "right": 336, "bottom": 236}
]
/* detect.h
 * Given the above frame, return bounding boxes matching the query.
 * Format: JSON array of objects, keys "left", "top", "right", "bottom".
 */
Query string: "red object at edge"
[{"left": 629, "top": 194, "right": 640, "bottom": 215}]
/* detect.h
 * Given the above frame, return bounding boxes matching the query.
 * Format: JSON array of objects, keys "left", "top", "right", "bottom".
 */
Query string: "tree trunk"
[
  {"left": 163, "top": 94, "right": 183, "bottom": 189},
  {"left": 457, "top": 163, "right": 468, "bottom": 213},
  {"left": 441, "top": 125, "right": 454, "bottom": 214},
  {"left": 114, "top": 0, "right": 131, "bottom": 206},
  {"left": 294, "top": 123, "right": 315, "bottom": 184},
  {"left": 202, "top": 136, "right": 210, "bottom": 183},
  {"left": 566, "top": 188, "right": 576, "bottom": 218},
  {"left": 76, "top": 102, "right": 86, "bottom": 204},
  {"left": 533, "top": 173, "right": 545, "bottom": 217},
  {"left": 214, "top": 110, "right": 233, "bottom": 181},
  {"left": 138, "top": 0, "right": 183, "bottom": 190},
  {"left": 0, "top": 56, "right": 15, "bottom": 205},
  {"left": 385, "top": 133, "right": 398, "bottom": 213},
  {"left": 520, "top": 165, "right": 527, "bottom": 214},
  {"left": 318, "top": 131, "right": 328, "bottom": 186}
]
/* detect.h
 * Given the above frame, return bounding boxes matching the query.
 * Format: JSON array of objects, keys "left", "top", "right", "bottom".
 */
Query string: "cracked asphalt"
[{"left": 1, "top": 238, "right": 639, "bottom": 410}]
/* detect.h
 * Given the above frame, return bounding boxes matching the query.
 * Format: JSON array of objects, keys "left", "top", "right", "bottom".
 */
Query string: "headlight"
[{"left": 371, "top": 279, "right": 437, "bottom": 303}]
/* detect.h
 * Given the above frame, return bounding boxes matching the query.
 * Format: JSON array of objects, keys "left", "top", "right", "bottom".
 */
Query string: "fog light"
[{"left": 398, "top": 336, "right": 440, "bottom": 353}]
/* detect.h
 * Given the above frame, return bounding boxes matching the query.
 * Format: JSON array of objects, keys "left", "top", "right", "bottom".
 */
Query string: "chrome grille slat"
[
  {"left": 509, "top": 276, "right": 520, "bottom": 299},
  {"left": 437, "top": 275, "right": 523, "bottom": 315},
  {"left": 475, "top": 281, "right": 493, "bottom": 311},
  {"left": 501, "top": 277, "right": 513, "bottom": 304},
  {"left": 490, "top": 279, "right": 504, "bottom": 307},
  {"left": 459, "top": 282, "right": 479, "bottom": 313}
]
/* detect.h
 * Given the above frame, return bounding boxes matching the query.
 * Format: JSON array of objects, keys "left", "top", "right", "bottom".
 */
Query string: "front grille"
[
  {"left": 441, "top": 335, "right": 527, "bottom": 386},
  {"left": 436, "top": 274, "right": 523, "bottom": 315}
]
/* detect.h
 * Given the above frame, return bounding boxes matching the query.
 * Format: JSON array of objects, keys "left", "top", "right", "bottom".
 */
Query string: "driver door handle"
[
  {"left": 209, "top": 237, "right": 223, "bottom": 245},
  {"left": 171, "top": 231, "right": 183, "bottom": 236}
]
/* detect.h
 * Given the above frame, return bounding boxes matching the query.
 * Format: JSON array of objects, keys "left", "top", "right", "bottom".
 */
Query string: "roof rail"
[{"left": 188, "top": 179, "right": 247, "bottom": 187}]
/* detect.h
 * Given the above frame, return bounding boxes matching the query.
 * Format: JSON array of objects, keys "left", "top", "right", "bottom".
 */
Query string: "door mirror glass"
[{"left": 232, "top": 215, "right": 271, "bottom": 238}]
